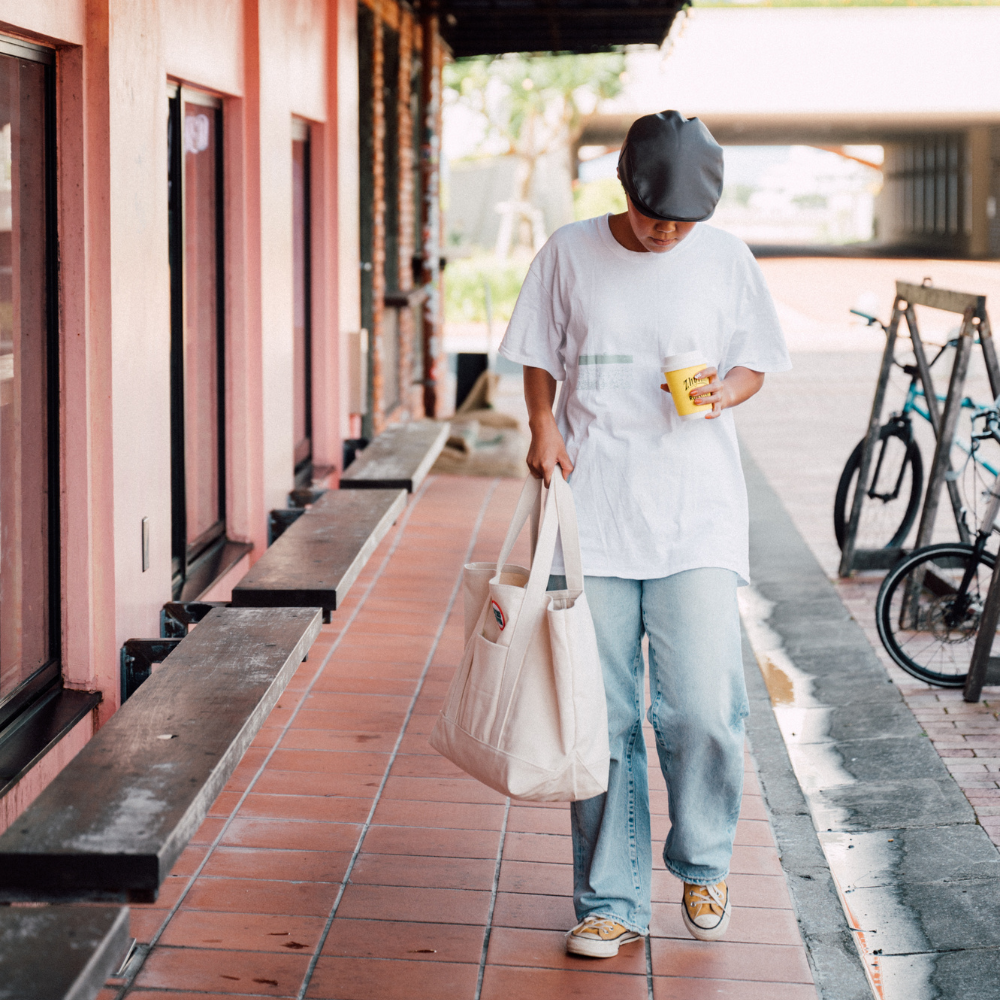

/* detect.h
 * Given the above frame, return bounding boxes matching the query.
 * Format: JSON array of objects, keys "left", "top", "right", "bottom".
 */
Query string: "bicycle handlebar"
[{"left": 850, "top": 308, "right": 880, "bottom": 326}]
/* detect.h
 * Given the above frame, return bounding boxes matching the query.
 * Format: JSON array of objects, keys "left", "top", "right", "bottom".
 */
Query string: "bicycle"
[
  {"left": 833, "top": 310, "right": 999, "bottom": 552},
  {"left": 875, "top": 405, "right": 1000, "bottom": 687}
]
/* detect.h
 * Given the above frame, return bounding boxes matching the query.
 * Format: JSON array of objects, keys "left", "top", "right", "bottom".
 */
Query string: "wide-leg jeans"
[{"left": 550, "top": 568, "right": 748, "bottom": 935}]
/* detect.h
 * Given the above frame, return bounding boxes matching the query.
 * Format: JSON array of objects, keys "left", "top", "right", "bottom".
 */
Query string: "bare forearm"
[
  {"left": 524, "top": 366, "right": 557, "bottom": 430},
  {"left": 720, "top": 366, "right": 765, "bottom": 408},
  {"left": 523, "top": 366, "right": 573, "bottom": 484}
]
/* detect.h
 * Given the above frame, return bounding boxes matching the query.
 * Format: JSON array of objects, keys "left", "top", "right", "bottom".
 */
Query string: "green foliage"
[
  {"left": 444, "top": 52, "right": 625, "bottom": 159},
  {"left": 573, "top": 178, "right": 626, "bottom": 221},
  {"left": 721, "top": 183, "right": 756, "bottom": 207},
  {"left": 792, "top": 193, "right": 828, "bottom": 209},
  {"left": 445, "top": 253, "right": 531, "bottom": 324}
]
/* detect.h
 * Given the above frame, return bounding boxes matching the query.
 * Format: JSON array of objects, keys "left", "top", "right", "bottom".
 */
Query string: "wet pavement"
[
  {"left": 737, "top": 256, "right": 1000, "bottom": 999},
  {"left": 741, "top": 449, "right": 1000, "bottom": 999}
]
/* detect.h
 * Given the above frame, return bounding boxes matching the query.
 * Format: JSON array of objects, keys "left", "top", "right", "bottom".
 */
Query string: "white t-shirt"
[{"left": 498, "top": 214, "right": 790, "bottom": 583}]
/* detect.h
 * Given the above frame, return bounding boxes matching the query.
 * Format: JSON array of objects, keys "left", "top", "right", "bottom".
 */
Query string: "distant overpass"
[{"left": 579, "top": 8, "right": 1000, "bottom": 256}]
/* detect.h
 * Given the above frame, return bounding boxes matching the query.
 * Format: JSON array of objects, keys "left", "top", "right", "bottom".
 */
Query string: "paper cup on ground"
[{"left": 662, "top": 351, "right": 711, "bottom": 421}]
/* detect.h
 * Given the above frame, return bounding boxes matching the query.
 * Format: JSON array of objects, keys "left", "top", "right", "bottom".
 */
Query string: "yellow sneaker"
[
  {"left": 682, "top": 880, "right": 731, "bottom": 941},
  {"left": 565, "top": 915, "right": 643, "bottom": 958}
]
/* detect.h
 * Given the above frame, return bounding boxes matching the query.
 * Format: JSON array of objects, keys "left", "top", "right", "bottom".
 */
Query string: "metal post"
[
  {"left": 964, "top": 558, "right": 1000, "bottom": 702},
  {"left": 911, "top": 309, "right": 976, "bottom": 553},
  {"left": 907, "top": 305, "right": 972, "bottom": 545},
  {"left": 962, "top": 310, "right": 1000, "bottom": 703},
  {"left": 906, "top": 306, "right": 940, "bottom": 434},
  {"left": 839, "top": 299, "right": 902, "bottom": 577}
]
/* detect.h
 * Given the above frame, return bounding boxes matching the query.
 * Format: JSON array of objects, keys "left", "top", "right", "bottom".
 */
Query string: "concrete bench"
[
  {"left": 231, "top": 488, "right": 406, "bottom": 618},
  {"left": 340, "top": 420, "right": 449, "bottom": 492},
  {"left": 0, "top": 906, "right": 130, "bottom": 1000},
  {"left": 0, "top": 607, "right": 321, "bottom": 903}
]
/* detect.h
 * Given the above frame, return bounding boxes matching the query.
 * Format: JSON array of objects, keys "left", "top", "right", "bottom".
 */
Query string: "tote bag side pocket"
[{"left": 461, "top": 476, "right": 541, "bottom": 645}]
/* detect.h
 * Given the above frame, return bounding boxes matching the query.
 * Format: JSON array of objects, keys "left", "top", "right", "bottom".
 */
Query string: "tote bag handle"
[
  {"left": 488, "top": 474, "right": 584, "bottom": 745},
  {"left": 493, "top": 475, "right": 544, "bottom": 577}
]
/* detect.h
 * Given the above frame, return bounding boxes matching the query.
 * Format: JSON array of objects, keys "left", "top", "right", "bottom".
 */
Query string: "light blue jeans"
[{"left": 549, "top": 568, "right": 748, "bottom": 935}]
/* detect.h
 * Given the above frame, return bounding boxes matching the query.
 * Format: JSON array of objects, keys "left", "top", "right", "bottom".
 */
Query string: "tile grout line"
[
  {"left": 296, "top": 477, "right": 501, "bottom": 1000},
  {"left": 645, "top": 934, "right": 654, "bottom": 999},
  {"left": 473, "top": 797, "right": 510, "bottom": 1000},
  {"left": 113, "top": 477, "right": 435, "bottom": 999}
]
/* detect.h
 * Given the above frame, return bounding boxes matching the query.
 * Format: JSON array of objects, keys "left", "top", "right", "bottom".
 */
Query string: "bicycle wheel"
[
  {"left": 834, "top": 424, "right": 923, "bottom": 551},
  {"left": 876, "top": 542, "right": 996, "bottom": 687}
]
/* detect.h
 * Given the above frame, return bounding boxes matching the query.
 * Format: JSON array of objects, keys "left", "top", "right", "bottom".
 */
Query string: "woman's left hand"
[
  {"left": 688, "top": 366, "right": 726, "bottom": 418},
  {"left": 660, "top": 365, "right": 765, "bottom": 419},
  {"left": 686, "top": 366, "right": 766, "bottom": 418}
]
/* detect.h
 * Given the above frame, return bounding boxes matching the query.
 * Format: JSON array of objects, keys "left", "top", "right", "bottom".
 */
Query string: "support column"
[
  {"left": 370, "top": 14, "right": 386, "bottom": 435},
  {"left": 398, "top": 10, "right": 417, "bottom": 417},
  {"left": 967, "top": 127, "right": 991, "bottom": 258},
  {"left": 419, "top": 13, "right": 442, "bottom": 418}
]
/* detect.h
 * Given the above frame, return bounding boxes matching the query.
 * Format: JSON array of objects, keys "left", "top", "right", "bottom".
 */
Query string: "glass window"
[
  {"left": 382, "top": 27, "right": 401, "bottom": 414},
  {"left": 168, "top": 87, "right": 225, "bottom": 593},
  {"left": 358, "top": 3, "right": 376, "bottom": 439},
  {"left": 292, "top": 120, "right": 312, "bottom": 480},
  {"left": 0, "top": 45, "right": 56, "bottom": 705}
]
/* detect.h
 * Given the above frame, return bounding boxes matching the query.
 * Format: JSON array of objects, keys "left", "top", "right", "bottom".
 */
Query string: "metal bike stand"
[
  {"left": 839, "top": 281, "right": 999, "bottom": 577},
  {"left": 964, "top": 563, "right": 1000, "bottom": 702},
  {"left": 962, "top": 299, "right": 1000, "bottom": 702}
]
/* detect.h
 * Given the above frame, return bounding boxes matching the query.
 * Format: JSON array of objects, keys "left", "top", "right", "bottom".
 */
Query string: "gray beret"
[{"left": 617, "top": 111, "right": 724, "bottom": 222}]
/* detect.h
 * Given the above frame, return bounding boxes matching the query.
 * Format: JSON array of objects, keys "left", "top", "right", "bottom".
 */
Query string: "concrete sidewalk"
[
  {"left": 738, "top": 339, "right": 1000, "bottom": 999},
  {"left": 101, "top": 475, "right": 819, "bottom": 1000}
]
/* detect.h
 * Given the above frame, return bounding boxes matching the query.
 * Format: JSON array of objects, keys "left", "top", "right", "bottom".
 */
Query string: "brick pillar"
[
  {"left": 398, "top": 11, "right": 417, "bottom": 417},
  {"left": 419, "top": 14, "right": 443, "bottom": 418},
  {"left": 370, "top": 15, "right": 386, "bottom": 434}
]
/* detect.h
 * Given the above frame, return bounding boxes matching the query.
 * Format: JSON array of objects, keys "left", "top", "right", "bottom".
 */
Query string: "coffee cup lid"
[{"left": 662, "top": 351, "right": 707, "bottom": 371}]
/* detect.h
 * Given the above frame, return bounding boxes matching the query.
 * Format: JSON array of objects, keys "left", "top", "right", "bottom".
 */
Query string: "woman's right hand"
[{"left": 526, "top": 416, "right": 573, "bottom": 486}]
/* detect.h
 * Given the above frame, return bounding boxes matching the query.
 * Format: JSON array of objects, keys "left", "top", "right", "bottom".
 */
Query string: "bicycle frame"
[
  {"left": 842, "top": 290, "right": 1000, "bottom": 578},
  {"left": 900, "top": 381, "right": 1000, "bottom": 478},
  {"left": 871, "top": 340, "right": 1000, "bottom": 511},
  {"left": 907, "top": 411, "right": 1000, "bottom": 634}
]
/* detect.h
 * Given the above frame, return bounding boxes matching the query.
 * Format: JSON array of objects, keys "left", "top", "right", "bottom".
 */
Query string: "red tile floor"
[{"left": 101, "top": 475, "right": 817, "bottom": 1000}]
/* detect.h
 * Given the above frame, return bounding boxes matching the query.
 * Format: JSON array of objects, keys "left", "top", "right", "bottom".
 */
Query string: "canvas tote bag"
[
  {"left": 460, "top": 478, "right": 541, "bottom": 644},
  {"left": 430, "top": 474, "right": 610, "bottom": 801}
]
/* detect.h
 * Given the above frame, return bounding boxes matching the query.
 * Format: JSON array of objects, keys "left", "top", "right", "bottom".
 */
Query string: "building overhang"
[
  {"left": 579, "top": 112, "right": 1000, "bottom": 151},
  {"left": 413, "top": 1, "right": 686, "bottom": 57}
]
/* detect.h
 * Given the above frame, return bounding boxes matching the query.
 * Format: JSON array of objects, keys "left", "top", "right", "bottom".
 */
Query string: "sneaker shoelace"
[
  {"left": 578, "top": 916, "right": 622, "bottom": 938},
  {"left": 686, "top": 882, "right": 726, "bottom": 916}
]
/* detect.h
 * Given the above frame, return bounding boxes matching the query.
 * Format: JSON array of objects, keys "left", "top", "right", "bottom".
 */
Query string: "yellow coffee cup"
[{"left": 662, "top": 351, "right": 711, "bottom": 421}]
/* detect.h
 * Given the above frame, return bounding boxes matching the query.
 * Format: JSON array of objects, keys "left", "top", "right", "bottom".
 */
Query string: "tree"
[{"left": 445, "top": 52, "right": 625, "bottom": 253}]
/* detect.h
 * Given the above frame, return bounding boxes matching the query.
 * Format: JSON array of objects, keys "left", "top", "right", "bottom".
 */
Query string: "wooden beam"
[
  {"left": 0, "top": 608, "right": 321, "bottom": 902},
  {"left": 231, "top": 489, "right": 406, "bottom": 614},
  {"left": 0, "top": 906, "right": 131, "bottom": 1000},
  {"left": 896, "top": 281, "right": 986, "bottom": 317},
  {"left": 340, "top": 420, "right": 449, "bottom": 492}
]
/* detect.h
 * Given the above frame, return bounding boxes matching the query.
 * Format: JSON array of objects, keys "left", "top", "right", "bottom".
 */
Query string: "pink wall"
[
  {"left": 108, "top": 0, "right": 173, "bottom": 676},
  {"left": 335, "top": 0, "right": 360, "bottom": 439},
  {"left": 0, "top": 0, "right": 358, "bottom": 816},
  {"left": 256, "top": 0, "right": 331, "bottom": 513},
  {"left": 162, "top": 0, "right": 244, "bottom": 97},
  {"left": 287, "top": 0, "right": 327, "bottom": 122},
  {"left": 59, "top": 5, "right": 120, "bottom": 720},
  {"left": 0, "top": 2, "right": 84, "bottom": 46},
  {"left": 0, "top": 710, "right": 94, "bottom": 834}
]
